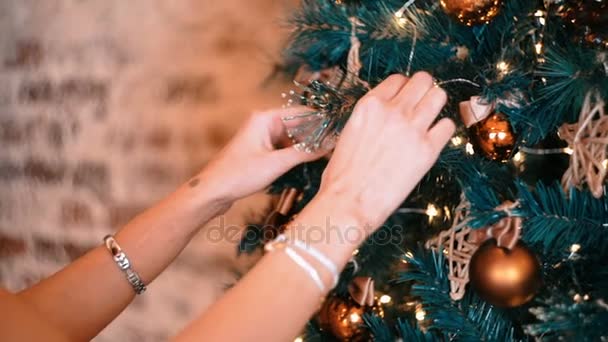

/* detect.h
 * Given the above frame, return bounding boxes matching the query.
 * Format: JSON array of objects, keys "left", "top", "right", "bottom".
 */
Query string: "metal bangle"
[{"left": 103, "top": 235, "right": 146, "bottom": 295}]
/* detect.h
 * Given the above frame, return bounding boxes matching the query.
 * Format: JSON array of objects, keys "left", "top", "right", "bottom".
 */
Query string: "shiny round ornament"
[
  {"left": 469, "top": 112, "right": 516, "bottom": 161},
  {"left": 440, "top": 0, "right": 502, "bottom": 26},
  {"left": 317, "top": 294, "right": 384, "bottom": 341},
  {"left": 558, "top": 0, "right": 608, "bottom": 49},
  {"left": 469, "top": 240, "right": 542, "bottom": 308}
]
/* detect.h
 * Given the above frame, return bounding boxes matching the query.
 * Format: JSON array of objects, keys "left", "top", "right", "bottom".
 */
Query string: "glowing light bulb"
[
  {"left": 415, "top": 306, "right": 426, "bottom": 321},
  {"left": 570, "top": 244, "right": 581, "bottom": 253},
  {"left": 534, "top": 42, "right": 543, "bottom": 55},
  {"left": 451, "top": 136, "right": 464, "bottom": 146},
  {"left": 380, "top": 295, "right": 392, "bottom": 304},
  {"left": 496, "top": 61, "right": 510, "bottom": 75},
  {"left": 466, "top": 142, "right": 475, "bottom": 155},
  {"left": 425, "top": 204, "right": 440, "bottom": 222},
  {"left": 513, "top": 151, "right": 524, "bottom": 163},
  {"left": 349, "top": 312, "right": 361, "bottom": 323}
]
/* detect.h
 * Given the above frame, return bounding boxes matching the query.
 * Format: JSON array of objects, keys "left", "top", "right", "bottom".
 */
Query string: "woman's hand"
[
  {"left": 316, "top": 72, "right": 454, "bottom": 232},
  {"left": 194, "top": 108, "right": 324, "bottom": 210}
]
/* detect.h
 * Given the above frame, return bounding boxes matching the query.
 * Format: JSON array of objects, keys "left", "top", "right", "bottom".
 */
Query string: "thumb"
[{"left": 270, "top": 144, "right": 326, "bottom": 172}]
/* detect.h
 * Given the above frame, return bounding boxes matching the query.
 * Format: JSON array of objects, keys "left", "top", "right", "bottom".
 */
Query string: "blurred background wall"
[{"left": 0, "top": 0, "right": 295, "bottom": 340}]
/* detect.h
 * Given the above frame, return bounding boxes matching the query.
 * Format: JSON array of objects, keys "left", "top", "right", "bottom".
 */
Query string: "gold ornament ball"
[
  {"left": 469, "top": 112, "right": 516, "bottom": 161},
  {"left": 317, "top": 295, "right": 384, "bottom": 341},
  {"left": 440, "top": 0, "right": 502, "bottom": 26},
  {"left": 469, "top": 240, "right": 542, "bottom": 308}
]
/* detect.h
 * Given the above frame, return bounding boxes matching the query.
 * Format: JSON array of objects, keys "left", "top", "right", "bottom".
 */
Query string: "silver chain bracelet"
[{"left": 103, "top": 235, "right": 147, "bottom": 295}]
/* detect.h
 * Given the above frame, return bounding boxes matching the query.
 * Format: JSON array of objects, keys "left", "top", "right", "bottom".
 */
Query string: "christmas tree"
[{"left": 241, "top": 0, "right": 608, "bottom": 340}]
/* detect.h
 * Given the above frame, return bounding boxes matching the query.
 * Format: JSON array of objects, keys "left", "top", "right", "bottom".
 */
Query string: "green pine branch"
[
  {"left": 396, "top": 248, "right": 518, "bottom": 341},
  {"left": 516, "top": 182, "right": 608, "bottom": 261}
]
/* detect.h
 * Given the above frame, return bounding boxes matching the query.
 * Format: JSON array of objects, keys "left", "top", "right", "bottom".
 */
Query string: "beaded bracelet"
[{"left": 265, "top": 234, "right": 339, "bottom": 291}]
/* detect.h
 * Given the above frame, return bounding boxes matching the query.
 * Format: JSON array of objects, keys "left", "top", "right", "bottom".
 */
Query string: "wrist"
[{"left": 285, "top": 190, "right": 371, "bottom": 268}]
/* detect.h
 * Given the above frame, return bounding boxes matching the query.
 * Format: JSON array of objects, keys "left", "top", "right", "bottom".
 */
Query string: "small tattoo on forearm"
[{"left": 188, "top": 177, "right": 200, "bottom": 188}]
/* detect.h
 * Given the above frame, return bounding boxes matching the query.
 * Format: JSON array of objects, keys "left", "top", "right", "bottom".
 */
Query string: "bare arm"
[
  {"left": 15, "top": 108, "right": 323, "bottom": 342},
  {"left": 176, "top": 72, "right": 454, "bottom": 341}
]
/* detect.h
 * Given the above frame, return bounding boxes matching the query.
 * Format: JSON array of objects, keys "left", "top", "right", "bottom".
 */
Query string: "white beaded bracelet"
[
  {"left": 265, "top": 234, "right": 339, "bottom": 291},
  {"left": 289, "top": 237, "right": 339, "bottom": 287},
  {"left": 265, "top": 238, "right": 325, "bottom": 292},
  {"left": 285, "top": 246, "right": 326, "bottom": 292}
]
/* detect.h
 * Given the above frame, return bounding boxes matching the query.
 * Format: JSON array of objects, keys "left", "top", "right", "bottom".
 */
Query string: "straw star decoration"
[{"left": 559, "top": 91, "right": 608, "bottom": 198}]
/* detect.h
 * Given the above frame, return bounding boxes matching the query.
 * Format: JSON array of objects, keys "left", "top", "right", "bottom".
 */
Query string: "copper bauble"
[
  {"left": 440, "top": 0, "right": 502, "bottom": 26},
  {"left": 469, "top": 240, "right": 542, "bottom": 308},
  {"left": 469, "top": 112, "right": 516, "bottom": 161},
  {"left": 317, "top": 295, "right": 383, "bottom": 341},
  {"left": 558, "top": 0, "right": 608, "bottom": 49}
]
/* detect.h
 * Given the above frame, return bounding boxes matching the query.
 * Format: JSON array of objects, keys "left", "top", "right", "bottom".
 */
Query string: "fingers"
[
  {"left": 254, "top": 107, "right": 310, "bottom": 148},
  {"left": 411, "top": 86, "right": 448, "bottom": 129},
  {"left": 428, "top": 118, "right": 456, "bottom": 153},
  {"left": 393, "top": 72, "right": 434, "bottom": 111},
  {"left": 366, "top": 74, "right": 409, "bottom": 100}
]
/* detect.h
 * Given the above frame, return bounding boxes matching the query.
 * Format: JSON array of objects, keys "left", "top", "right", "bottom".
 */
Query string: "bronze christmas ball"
[
  {"left": 558, "top": 0, "right": 608, "bottom": 49},
  {"left": 440, "top": 0, "right": 502, "bottom": 26},
  {"left": 469, "top": 240, "right": 542, "bottom": 308},
  {"left": 317, "top": 295, "right": 383, "bottom": 341},
  {"left": 469, "top": 112, "right": 516, "bottom": 161}
]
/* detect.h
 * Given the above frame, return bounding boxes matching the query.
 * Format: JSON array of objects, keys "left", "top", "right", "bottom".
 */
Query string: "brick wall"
[{"left": 0, "top": 0, "right": 294, "bottom": 340}]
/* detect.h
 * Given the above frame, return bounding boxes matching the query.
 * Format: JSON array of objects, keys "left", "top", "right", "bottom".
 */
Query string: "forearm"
[
  {"left": 174, "top": 193, "right": 364, "bottom": 341},
  {"left": 18, "top": 174, "right": 228, "bottom": 341}
]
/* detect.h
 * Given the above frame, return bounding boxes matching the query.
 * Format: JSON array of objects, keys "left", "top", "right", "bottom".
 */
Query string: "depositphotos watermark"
[{"left": 203, "top": 216, "right": 407, "bottom": 246}]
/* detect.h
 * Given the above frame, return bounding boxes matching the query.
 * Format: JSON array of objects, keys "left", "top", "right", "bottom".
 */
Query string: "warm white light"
[
  {"left": 294, "top": 337, "right": 304, "bottom": 342},
  {"left": 564, "top": 147, "right": 574, "bottom": 155},
  {"left": 352, "top": 249, "right": 360, "bottom": 256},
  {"left": 497, "top": 132, "right": 507, "bottom": 140},
  {"left": 349, "top": 312, "right": 361, "bottom": 323},
  {"left": 466, "top": 142, "right": 475, "bottom": 155},
  {"left": 496, "top": 61, "right": 510, "bottom": 74},
  {"left": 426, "top": 204, "right": 440, "bottom": 220},
  {"left": 534, "top": 42, "right": 543, "bottom": 55},
  {"left": 603, "top": 159, "right": 608, "bottom": 169},
  {"left": 398, "top": 17, "right": 407, "bottom": 25},
  {"left": 513, "top": 151, "right": 524, "bottom": 163},
  {"left": 415, "top": 306, "right": 426, "bottom": 321},
  {"left": 379, "top": 295, "right": 392, "bottom": 304},
  {"left": 451, "top": 136, "right": 464, "bottom": 146},
  {"left": 534, "top": 10, "right": 546, "bottom": 26},
  {"left": 570, "top": 244, "right": 581, "bottom": 253}
]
